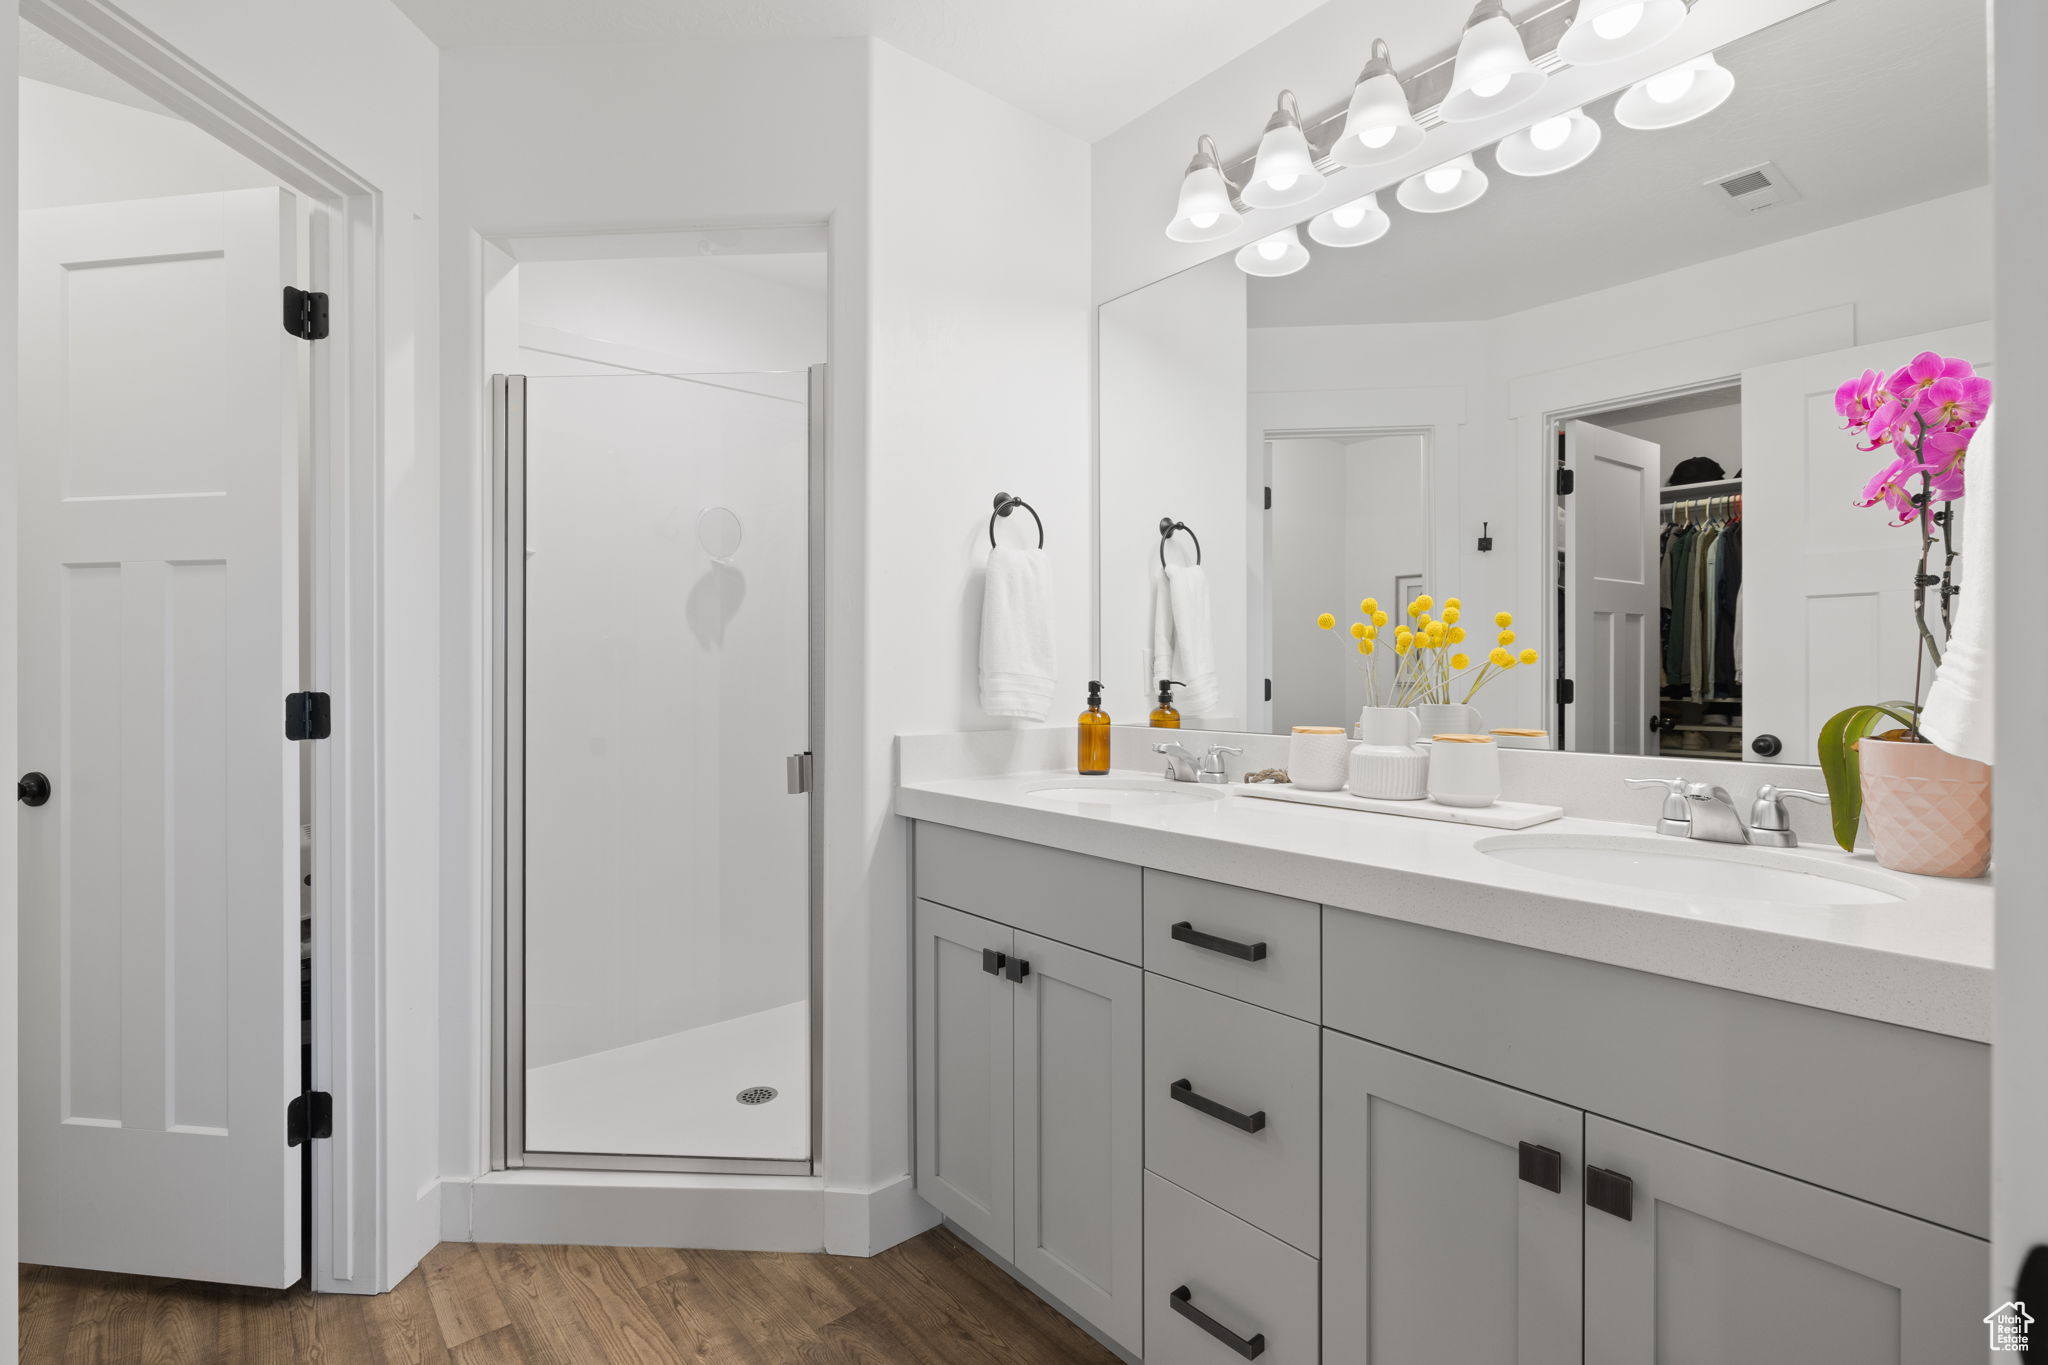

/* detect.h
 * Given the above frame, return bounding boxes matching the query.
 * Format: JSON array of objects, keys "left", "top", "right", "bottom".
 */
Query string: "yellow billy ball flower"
[
  {"left": 1497, "top": 630, "right": 1516, "bottom": 646},
  {"left": 1495, "top": 611, "right": 1513, "bottom": 628},
  {"left": 1451, "top": 653, "right": 1470, "bottom": 670},
  {"left": 1519, "top": 648, "right": 1539, "bottom": 666},
  {"left": 1442, "top": 606, "right": 1461, "bottom": 625},
  {"left": 1350, "top": 621, "right": 1367, "bottom": 639},
  {"left": 1372, "top": 610, "right": 1389, "bottom": 627},
  {"left": 1361, "top": 638, "right": 1376, "bottom": 655},
  {"left": 1396, "top": 624, "right": 1413, "bottom": 640},
  {"left": 1395, "top": 639, "right": 1411, "bottom": 656},
  {"left": 1445, "top": 597, "right": 1462, "bottom": 609},
  {"left": 1449, "top": 626, "right": 1467, "bottom": 644},
  {"left": 1360, "top": 597, "right": 1379, "bottom": 614},
  {"left": 1415, "top": 594, "right": 1434, "bottom": 612},
  {"left": 1489, "top": 647, "right": 1512, "bottom": 667},
  {"left": 1365, "top": 625, "right": 1378, "bottom": 640},
  {"left": 1316, "top": 613, "right": 1335, "bottom": 630}
]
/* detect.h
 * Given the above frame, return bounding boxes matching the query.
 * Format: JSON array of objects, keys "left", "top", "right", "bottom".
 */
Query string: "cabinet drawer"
[
  {"left": 1147, "top": 975, "right": 1320, "bottom": 1254},
  {"left": 914, "top": 823, "right": 1141, "bottom": 964},
  {"left": 1323, "top": 908, "right": 1990, "bottom": 1238},
  {"left": 1147, "top": 1173, "right": 1318, "bottom": 1365},
  {"left": 1144, "top": 870, "right": 1319, "bottom": 1020}
]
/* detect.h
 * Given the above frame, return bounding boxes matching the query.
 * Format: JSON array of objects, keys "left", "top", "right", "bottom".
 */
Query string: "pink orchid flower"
[
  {"left": 1853, "top": 451, "right": 1924, "bottom": 525},
  {"left": 1834, "top": 368, "right": 1887, "bottom": 427},
  {"left": 1916, "top": 374, "right": 1992, "bottom": 431},
  {"left": 1885, "top": 350, "right": 1975, "bottom": 402}
]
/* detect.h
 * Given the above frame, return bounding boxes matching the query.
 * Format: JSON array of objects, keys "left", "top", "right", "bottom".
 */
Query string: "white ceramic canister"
[
  {"left": 1348, "top": 707, "right": 1428, "bottom": 800},
  {"left": 1287, "top": 726, "right": 1354, "bottom": 791},
  {"left": 1426, "top": 733, "right": 1501, "bottom": 807},
  {"left": 1415, "top": 702, "right": 1482, "bottom": 737}
]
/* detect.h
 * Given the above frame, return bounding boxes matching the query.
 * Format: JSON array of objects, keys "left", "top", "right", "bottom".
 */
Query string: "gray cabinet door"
[
  {"left": 1323, "top": 1034, "right": 1583, "bottom": 1365},
  {"left": 914, "top": 899, "right": 1014, "bottom": 1256},
  {"left": 1583, "top": 1115, "right": 1986, "bottom": 1365},
  {"left": 1012, "top": 931, "right": 1144, "bottom": 1355}
]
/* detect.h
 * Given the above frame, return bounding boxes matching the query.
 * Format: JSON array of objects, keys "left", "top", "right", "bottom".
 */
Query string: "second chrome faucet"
[
  {"left": 1626, "top": 775, "right": 1829, "bottom": 847},
  {"left": 1155, "top": 741, "right": 1241, "bottom": 784}
]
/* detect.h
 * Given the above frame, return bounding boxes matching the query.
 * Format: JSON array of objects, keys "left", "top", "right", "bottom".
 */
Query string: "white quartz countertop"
[{"left": 895, "top": 769, "right": 1993, "bottom": 1042}]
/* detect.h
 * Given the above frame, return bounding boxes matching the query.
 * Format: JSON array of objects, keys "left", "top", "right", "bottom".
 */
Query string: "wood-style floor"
[{"left": 18, "top": 1227, "right": 1122, "bottom": 1364}]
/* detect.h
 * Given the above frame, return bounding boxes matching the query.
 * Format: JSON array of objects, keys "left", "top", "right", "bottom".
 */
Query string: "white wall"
[
  {"left": 0, "top": 8, "right": 19, "bottom": 1344},
  {"left": 441, "top": 36, "right": 1093, "bottom": 1250},
  {"left": 515, "top": 253, "right": 827, "bottom": 375},
  {"left": 1098, "top": 255, "right": 1247, "bottom": 723},
  {"left": 18, "top": 77, "right": 271, "bottom": 208}
]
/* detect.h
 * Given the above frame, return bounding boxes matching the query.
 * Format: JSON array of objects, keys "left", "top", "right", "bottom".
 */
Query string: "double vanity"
[{"left": 898, "top": 733, "right": 1991, "bottom": 1363}]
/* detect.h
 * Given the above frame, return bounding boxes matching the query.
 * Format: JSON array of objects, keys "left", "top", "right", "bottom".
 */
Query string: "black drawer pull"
[
  {"left": 1586, "top": 1164, "right": 1634, "bottom": 1221},
  {"left": 981, "top": 948, "right": 1006, "bottom": 976},
  {"left": 1171, "top": 920, "right": 1268, "bottom": 962},
  {"left": 1169, "top": 1285, "right": 1265, "bottom": 1360},
  {"left": 1518, "top": 1141, "right": 1562, "bottom": 1193},
  {"left": 1170, "top": 1078, "right": 1266, "bottom": 1133}
]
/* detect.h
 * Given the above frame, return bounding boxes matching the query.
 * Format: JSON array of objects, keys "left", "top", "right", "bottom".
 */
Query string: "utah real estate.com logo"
[{"left": 1987, "top": 1300, "right": 2034, "bottom": 1352}]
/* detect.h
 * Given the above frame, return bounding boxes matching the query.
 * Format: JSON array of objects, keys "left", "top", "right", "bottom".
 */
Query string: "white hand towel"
[
  {"left": 1919, "top": 412, "right": 1994, "bottom": 764},
  {"left": 1164, "top": 563, "right": 1220, "bottom": 717},
  {"left": 979, "top": 546, "right": 1058, "bottom": 721}
]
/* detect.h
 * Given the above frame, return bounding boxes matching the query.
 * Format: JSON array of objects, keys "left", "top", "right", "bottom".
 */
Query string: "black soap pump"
[
  {"left": 1078, "top": 681, "right": 1111, "bottom": 776},
  {"left": 1150, "top": 679, "right": 1186, "bottom": 729}
]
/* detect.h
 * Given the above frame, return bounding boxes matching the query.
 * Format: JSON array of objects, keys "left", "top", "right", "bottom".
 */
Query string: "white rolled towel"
[
  {"left": 1919, "top": 412, "right": 1993, "bottom": 763},
  {"left": 1163, "top": 563, "right": 1220, "bottom": 717},
  {"left": 979, "top": 546, "right": 1057, "bottom": 721}
]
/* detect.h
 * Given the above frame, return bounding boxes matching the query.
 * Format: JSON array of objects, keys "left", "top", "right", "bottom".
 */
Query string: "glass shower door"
[{"left": 500, "top": 369, "right": 816, "bottom": 1168}]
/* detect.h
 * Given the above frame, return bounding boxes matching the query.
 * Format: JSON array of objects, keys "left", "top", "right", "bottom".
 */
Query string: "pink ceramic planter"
[{"left": 1858, "top": 738, "right": 1992, "bottom": 879}]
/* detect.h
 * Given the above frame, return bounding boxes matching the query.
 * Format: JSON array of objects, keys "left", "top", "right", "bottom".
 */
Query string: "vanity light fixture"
[
  {"left": 1495, "top": 107, "right": 1602, "bottom": 176},
  {"left": 1307, "top": 192, "right": 1392, "bottom": 248},
  {"left": 1242, "top": 91, "right": 1326, "bottom": 209},
  {"left": 1164, "top": 134, "right": 1243, "bottom": 242},
  {"left": 1614, "top": 53, "right": 1735, "bottom": 129},
  {"left": 1332, "top": 40, "right": 1426, "bottom": 167},
  {"left": 1556, "top": 0, "right": 1687, "bottom": 66},
  {"left": 1396, "top": 153, "right": 1489, "bottom": 214},
  {"left": 1441, "top": 0, "right": 1546, "bottom": 124},
  {"left": 1234, "top": 224, "right": 1311, "bottom": 277}
]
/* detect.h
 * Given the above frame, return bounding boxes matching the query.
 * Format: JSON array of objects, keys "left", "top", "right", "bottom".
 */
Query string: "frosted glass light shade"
[
  {"left": 1164, "top": 135, "right": 1242, "bottom": 242},
  {"left": 1615, "top": 54, "right": 1735, "bottom": 129},
  {"left": 1495, "top": 107, "right": 1602, "bottom": 176},
  {"left": 1396, "top": 154, "right": 1489, "bottom": 213},
  {"left": 1557, "top": 0, "right": 1686, "bottom": 65},
  {"left": 1308, "top": 193, "right": 1392, "bottom": 248},
  {"left": 1242, "top": 91, "right": 1326, "bottom": 208},
  {"left": 1235, "top": 225, "right": 1311, "bottom": 277},
  {"left": 1441, "top": 0, "right": 1546, "bottom": 124},
  {"left": 1332, "top": 40, "right": 1426, "bottom": 167}
]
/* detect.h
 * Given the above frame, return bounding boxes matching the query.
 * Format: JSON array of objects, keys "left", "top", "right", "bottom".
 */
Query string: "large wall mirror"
[{"left": 1098, "top": 0, "right": 1988, "bottom": 765}]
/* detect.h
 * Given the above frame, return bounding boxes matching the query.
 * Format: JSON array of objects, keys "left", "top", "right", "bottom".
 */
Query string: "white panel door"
[
  {"left": 1742, "top": 323, "right": 1992, "bottom": 764},
  {"left": 18, "top": 190, "right": 303, "bottom": 1286},
  {"left": 1564, "top": 420, "right": 1659, "bottom": 755}
]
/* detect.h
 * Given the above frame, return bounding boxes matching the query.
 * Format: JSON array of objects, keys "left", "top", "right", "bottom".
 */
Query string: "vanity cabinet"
[{"left": 913, "top": 888, "right": 1145, "bottom": 1354}]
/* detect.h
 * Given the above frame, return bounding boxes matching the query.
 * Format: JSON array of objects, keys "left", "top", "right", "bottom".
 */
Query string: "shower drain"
[{"left": 736, "top": 1086, "right": 779, "bottom": 1106}]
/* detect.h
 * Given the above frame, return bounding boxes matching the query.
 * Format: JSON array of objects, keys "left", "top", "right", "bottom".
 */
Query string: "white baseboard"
[{"left": 433, "top": 1171, "right": 938, "bottom": 1256}]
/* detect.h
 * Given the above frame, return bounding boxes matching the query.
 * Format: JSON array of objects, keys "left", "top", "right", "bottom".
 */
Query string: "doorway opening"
[{"left": 487, "top": 230, "right": 827, "bottom": 1174}]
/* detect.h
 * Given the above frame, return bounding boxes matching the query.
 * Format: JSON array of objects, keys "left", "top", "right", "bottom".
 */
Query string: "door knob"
[
  {"left": 17, "top": 772, "right": 50, "bottom": 807},
  {"left": 1750, "top": 734, "right": 1782, "bottom": 757}
]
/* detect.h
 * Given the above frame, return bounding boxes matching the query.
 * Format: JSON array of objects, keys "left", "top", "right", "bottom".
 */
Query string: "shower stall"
[{"left": 492, "top": 366, "right": 823, "bottom": 1173}]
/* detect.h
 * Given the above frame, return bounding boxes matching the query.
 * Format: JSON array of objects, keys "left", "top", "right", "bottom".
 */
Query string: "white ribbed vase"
[{"left": 1348, "top": 707, "right": 1428, "bottom": 800}]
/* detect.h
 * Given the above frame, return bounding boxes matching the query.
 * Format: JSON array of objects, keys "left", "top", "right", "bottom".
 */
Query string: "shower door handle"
[{"left": 786, "top": 752, "right": 813, "bottom": 795}]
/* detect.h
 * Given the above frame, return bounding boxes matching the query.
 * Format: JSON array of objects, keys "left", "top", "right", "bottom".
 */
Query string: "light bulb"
[
  {"left": 1188, "top": 211, "right": 1219, "bottom": 230},
  {"left": 1424, "top": 164, "right": 1463, "bottom": 194},
  {"left": 1529, "top": 116, "right": 1573, "bottom": 151},
  {"left": 1332, "top": 202, "right": 1366, "bottom": 228},
  {"left": 1470, "top": 72, "right": 1510, "bottom": 99},
  {"left": 1591, "top": 1, "right": 1644, "bottom": 39},
  {"left": 1266, "top": 172, "right": 1299, "bottom": 193},
  {"left": 1646, "top": 65, "right": 1697, "bottom": 103},
  {"left": 1258, "top": 239, "right": 1288, "bottom": 261},
  {"left": 1356, "top": 123, "right": 1397, "bottom": 150}
]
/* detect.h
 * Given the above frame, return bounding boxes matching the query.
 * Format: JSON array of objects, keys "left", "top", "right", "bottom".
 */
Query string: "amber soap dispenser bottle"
[
  {"left": 1150, "top": 679, "right": 1185, "bottom": 728},
  {"left": 1078, "top": 680, "right": 1111, "bottom": 776}
]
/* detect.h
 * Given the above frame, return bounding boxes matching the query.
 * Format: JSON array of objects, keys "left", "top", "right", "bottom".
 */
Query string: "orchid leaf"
[{"left": 1817, "top": 702, "right": 1920, "bottom": 851}]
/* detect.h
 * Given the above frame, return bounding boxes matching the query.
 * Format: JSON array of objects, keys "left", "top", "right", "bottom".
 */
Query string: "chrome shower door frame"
[{"left": 489, "top": 367, "right": 825, "bottom": 1177}]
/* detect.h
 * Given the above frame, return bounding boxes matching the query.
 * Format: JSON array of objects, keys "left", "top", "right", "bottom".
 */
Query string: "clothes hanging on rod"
[{"left": 1659, "top": 493, "right": 1742, "bottom": 700}]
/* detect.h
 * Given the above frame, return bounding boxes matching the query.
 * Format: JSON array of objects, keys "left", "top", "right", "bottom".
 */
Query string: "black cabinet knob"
[
  {"left": 17, "top": 772, "right": 50, "bottom": 807},
  {"left": 1751, "top": 734, "right": 1782, "bottom": 757}
]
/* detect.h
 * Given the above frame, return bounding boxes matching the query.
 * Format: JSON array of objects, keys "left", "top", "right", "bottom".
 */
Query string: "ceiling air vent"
[{"left": 1706, "top": 161, "right": 1801, "bottom": 214}]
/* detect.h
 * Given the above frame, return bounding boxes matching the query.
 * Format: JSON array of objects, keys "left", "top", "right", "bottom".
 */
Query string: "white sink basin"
[
  {"left": 1025, "top": 779, "right": 1229, "bottom": 808},
  {"left": 1474, "top": 832, "right": 1906, "bottom": 907}
]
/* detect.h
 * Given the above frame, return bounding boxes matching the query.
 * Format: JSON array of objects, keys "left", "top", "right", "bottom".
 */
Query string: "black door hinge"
[
  {"left": 286, "top": 691, "right": 332, "bottom": 741},
  {"left": 1558, "top": 678, "right": 1576, "bottom": 705},
  {"left": 287, "top": 1091, "right": 333, "bottom": 1146},
  {"left": 283, "top": 286, "right": 330, "bottom": 341},
  {"left": 1263, "top": 485, "right": 1272, "bottom": 510},
  {"left": 1556, "top": 467, "right": 1575, "bottom": 496},
  {"left": 1264, "top": 678, "right": 1273, "bottom": 703}
]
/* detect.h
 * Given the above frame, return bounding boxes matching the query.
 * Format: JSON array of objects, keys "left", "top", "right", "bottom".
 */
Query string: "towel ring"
[
  {"left": 1159, "top": 518, "right": 1202, "bottom": 568},
  {"left": 990, "top": 492, "right": 1044, "bottom": 548}
]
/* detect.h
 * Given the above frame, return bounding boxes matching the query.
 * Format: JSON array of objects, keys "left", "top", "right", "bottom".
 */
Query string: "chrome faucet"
[
  {"left": 1683, "top": 784, "right": 1751, "bottom": 844},
  {"left": 1155, "top": 741, "right": 1242, "bottom": 784},
  {"left": 1747, "top": 785, "right": 1831, "bottom": 849},
  {"left": 1626, "top": 775, "right": 1831, "bottom": 847}
]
